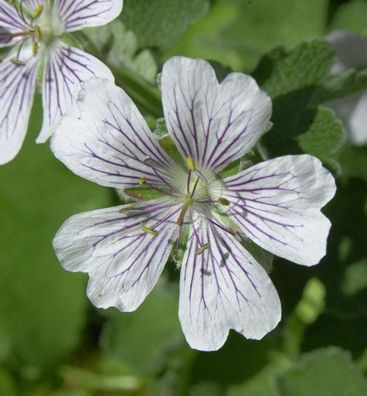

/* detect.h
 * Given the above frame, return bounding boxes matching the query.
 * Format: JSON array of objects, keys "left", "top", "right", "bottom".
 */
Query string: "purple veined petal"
[
  {"left": 53, "top": 198, "right": 181, "bottom": 311},
  {"left": 161, "top": 57, "right": 272, "bottom": 173},
  {"left": 23, "top": 0, "right": 48, "bottom": 9},
  {"left": 37, "top": 43, "right": 114, "bottom": 143},
  {"left": 223, "top": 155, "right": 336, "bottom": 266},
  {"left": 57, "top": 0, "right": 123, "bottom": 32},
  {"left": 0, "top": 46, "right": 39, "bottom": 165},
  {"left": 179, "top": 215, "right": 281, "bottom": 351},
  {"left": 51, "top": 78, "right": 182, "bottom": 191},
  {"left": 0, "top": 0, "right": 30, "bottom": 44}
]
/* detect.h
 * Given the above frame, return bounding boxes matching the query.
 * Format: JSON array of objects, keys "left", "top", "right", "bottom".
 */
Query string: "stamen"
[
  {"left": 218, "top": 197, "right": 230, "bottom": 206},
  {"left": 10, "top": 58, "right": 26, "bottom": 66},
  {"left": 118, "top": 204, "right": 135, "bottom": 213},
  {"left": 186, "top": 157, "right": 196, "bottom": 171},
  {"left": 34, "top": 25, "right": 42, "bottom": 41},
  {"left": 142, "top": 226, "right": 158, "bottom": 237},
  {"left": 178, "top": 196, "right": 194, "bottom": 226},
  {"left": 195, "top": 243, "right": 209, "bottom": 256},
  {"left": 32, "top": 5, "right": 44, "bottom": 19},
  {"left": 138, "top": 176, "right": 146, "bottom": 185},
  {"left": 32, "top": 41, "right": 39, "bottom": 56}
]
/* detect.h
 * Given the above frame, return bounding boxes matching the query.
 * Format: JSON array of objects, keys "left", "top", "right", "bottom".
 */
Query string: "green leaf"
[
  {"left": 101, "top": 282, "right": 183, "bottom": 373},
  {"left": 0, "top": 100, "right": 111, "bottom": 369},
  {"left": 277, "top": 348, "right": 367, "bottom": 396},
  {"left": 84, "top": 20, "right": 157, "bottom": 83},
  {"left": 297, "top": 107, "right": 346, "bottom": 160},
  {"left": 338, "top": 144, "right": 367, "bottom": 182},
  {"left": 227, "top": 367, "right": 280, "bottom": 396},
  {"left": 253, "top": 41, "right": 346, "bottom": 160},
  {"left": 254, "top": 41, "right": 335, "bottom": 96},
  {"left": 168, "top": 0, "right": 328, "bottom": 71},
  {"left": 228, "top": 348, "right": 367, "bottom": 396},
  {"left": 122, "top": 0, "right": 210, "bottom": 51}
]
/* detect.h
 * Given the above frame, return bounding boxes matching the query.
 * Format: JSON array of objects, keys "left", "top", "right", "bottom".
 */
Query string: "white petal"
[
  {"left": 23, "top": 0, "right": 48, "bottom": 10},
  {"left": 179, "top": 216, "right": 281, "bottom": 351},
  {"left": 53, "top": 199, "right": 180, "bottom": 311},
  {"left": 51, "top": 78, "right": 178, "bottom": 190},
  {"left": 0, "top": 48, "right": 39, "bottom": 164},
  {"left": 161, "top": 56, "right": 272, "bottom": 172},
  {"left": 349, "top": 91, "right": 367, "bottom": 145},
  {"left": 37, "top": 43, "right": 114, "bottom": 143},
  {"left": 57, "top": 0, "right": 123, "bottom": 32},
  {"left": 223, "top": 155, "right": 336, "bottom": 266},
  {"left": 0, "top": 0, "right": 28, "bottom": 38}
]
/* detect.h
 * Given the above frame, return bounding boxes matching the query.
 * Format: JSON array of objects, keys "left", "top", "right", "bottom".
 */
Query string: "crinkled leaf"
[
  {"left": 228, "top": 348, "right": 367, "bottom": 396},
  {"left": 122, "top": 0, "right": 210, "bottom": 51},
  {"left": 253, "top": 41, "right": 346, "bottom": 159},
  {"left": 85, "top": 20, "right": 157, "bottom": 82},
  {"left": 276, "top": 348, "right": 367, "bottom": 396},
  {"left": 297, "top": 107, "right": 346, "bottom": 160},
  {"left": 254, "top": 41, "right": 335, "bottom": 95}
]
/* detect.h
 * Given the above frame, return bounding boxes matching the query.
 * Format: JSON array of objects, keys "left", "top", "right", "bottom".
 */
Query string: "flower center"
[{"left": 6, "top": 2, "right": 64, "bottom": 65}]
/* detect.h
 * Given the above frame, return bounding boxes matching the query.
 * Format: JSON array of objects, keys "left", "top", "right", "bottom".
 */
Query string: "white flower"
[
  {"left": 0, "top": 0, "right": 123, "bottom": 164},
  {"left": 51, "top": 57, "right": 336, "bottom": 351},
  {"left": 326, "top": 30, "right": 367, "bottom": 145}
]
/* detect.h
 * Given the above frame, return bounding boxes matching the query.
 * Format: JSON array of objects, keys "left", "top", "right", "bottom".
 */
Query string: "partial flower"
[
  {"left": 51, "top": 57, "right": 336, "bottom": 351},
  {"left": 0, "top": 0, "right": 123, "bottom": 164},
  {"left": 326, "top": 30, "right": 367, "bottom": 145}
]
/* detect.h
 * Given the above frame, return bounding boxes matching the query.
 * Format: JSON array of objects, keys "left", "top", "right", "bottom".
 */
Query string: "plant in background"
[
  {"left": 326, "top": 30, "right": 367, "bottom": 146},
  {"left": 51, "top": 57, "right": 336, "bottom": 351},
  {"left": 0, "top": 0, "right": 123, "bottom": 165}
]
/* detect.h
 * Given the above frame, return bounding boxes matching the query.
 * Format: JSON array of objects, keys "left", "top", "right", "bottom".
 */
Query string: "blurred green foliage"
[{"left": 1, "top": 0, "right": 367, "bottom": 395}]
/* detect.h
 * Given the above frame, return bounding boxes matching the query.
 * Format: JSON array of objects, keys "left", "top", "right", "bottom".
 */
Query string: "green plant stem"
[{"left": 112, "top": 66, "right": 163, "bottom": 117}]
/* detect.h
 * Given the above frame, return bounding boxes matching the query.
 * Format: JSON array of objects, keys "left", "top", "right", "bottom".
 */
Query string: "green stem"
[{"left": 112, "top": 66, "right": 163, "bottom": 117}]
